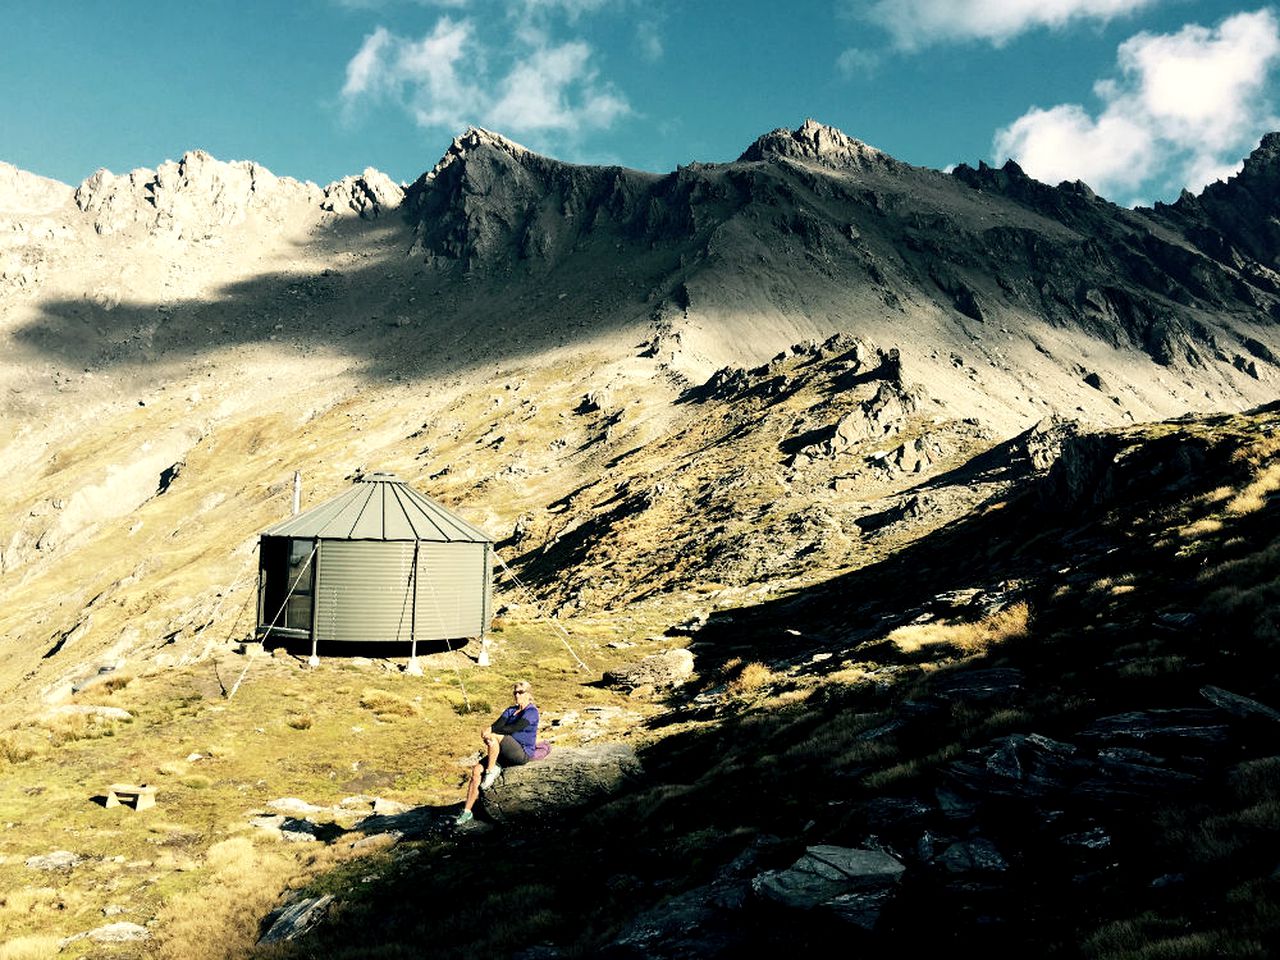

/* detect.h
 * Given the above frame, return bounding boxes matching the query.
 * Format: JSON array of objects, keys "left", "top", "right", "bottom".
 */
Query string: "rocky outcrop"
[
  {"left": 478, "top": 743, "right": 642, "bottom": 822},
  {"left": 259, "top": 895, "right": 335, "bottom": 945},
  {"left": 737, "top": 119, "right": 895, "bottom": 172},
  {"left": 0, "top": 162, "right": 73, "bottom": 215},
  {"left": 752, "top": 845, "right": 906, "bottom": 929},
  {"left": 604, "top": 648, "right": 695, "bottom": 691},
  {"left": 74, "top": 150, "right": 322, "bottom": 237},
  {"left": 321, "top": 168, "right": 403, "bottom": 219}
]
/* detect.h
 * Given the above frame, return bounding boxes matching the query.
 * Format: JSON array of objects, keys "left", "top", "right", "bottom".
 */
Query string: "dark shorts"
[{"left": 498, "top": 736, "right": 530, "bottom": 766}]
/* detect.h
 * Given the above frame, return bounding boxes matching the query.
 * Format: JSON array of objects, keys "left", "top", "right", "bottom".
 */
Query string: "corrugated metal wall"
[
  {"left": 315, "top": 541, "right": 416, "bottom": 642},
  {"left": 414, "top": 542, "right": 488, "bottom": 641},
  {"left": 312, "top": 540, "right": 489, "bottom": 642}
]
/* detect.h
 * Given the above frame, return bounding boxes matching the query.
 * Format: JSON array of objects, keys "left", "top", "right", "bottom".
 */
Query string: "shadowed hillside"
[{"left": 1, "top": 122, "right": 1279, "bottom": 957}]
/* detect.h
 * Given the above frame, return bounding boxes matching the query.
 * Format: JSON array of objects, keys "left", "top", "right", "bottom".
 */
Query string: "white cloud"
[
  {"left": 836, "top": 47, "right": 883, "bottom": 78},
  {"left": 341, "top": 19, "right": 481, "bottom": 130},
  {"left": 488, "top": 41, "right": 629, "bottom": 131},
  {"left": 342, "top": 26, "right": 396, "bottom": 101},
  {"left": 867, "top": 0, "right": 1160, "bottom": 50},
  {"left": 993, "top": 9, "right": 1280, "bottom": 199},
  {"left": 339, "top": 17, "right": 629, "bottom": 141},
  {"left": 994, "top": 104, "right": 1156, "bottom": 191},
  {"left": 1116, "top": 12, "right": 1280, "bottom": 151},
  {"left": 399, "top": 19, "right": 479, "bottom": 129},
  {"left": 636, "top": 19, "right": 663, "bottom": 62}
]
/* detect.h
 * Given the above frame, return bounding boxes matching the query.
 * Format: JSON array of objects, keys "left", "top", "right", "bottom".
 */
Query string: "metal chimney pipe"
[{"left": 292, "top": 471, "right": 302, "bottom": 516}]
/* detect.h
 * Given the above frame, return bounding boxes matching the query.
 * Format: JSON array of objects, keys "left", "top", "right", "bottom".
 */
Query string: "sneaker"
[
  {"left": 480, "top": 766, "right": 501, "bottom": 790},
  {"left": 454, "top": 809, "right": 473, "bottom": 825}
]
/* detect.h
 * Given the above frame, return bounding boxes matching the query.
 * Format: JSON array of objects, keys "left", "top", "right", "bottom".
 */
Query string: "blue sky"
[{"left": 2, "top": 1, "right": 1277, "bottom": 205}]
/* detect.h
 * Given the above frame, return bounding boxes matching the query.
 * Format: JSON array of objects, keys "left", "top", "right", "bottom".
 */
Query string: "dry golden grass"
[
  {"left": 862, "top": 742, "right": 964, "bottom": 790},
  {"left": 0, "top": 936, "right": 63, "bottom": 960},
  {"left": 358, "top": 688, "right": 421, "bottom": 719},
  {"left": 1201, "top": 484, "right": 1236, "bottom": 505},
  {"left": 149, "top": 837, "right": 296, "bottom": 960},
  {"left": 1231, "top": 433, "right": 1280, "bottom": 468},
  {"left": 1225, "top": 463, "right": 1280, "bottom": 516},
  {"left": 727, "top": 661, "right": 776, "bottom": 696},
  {"left": 888, "top": 601, "right": 1030, "bottom": 658},
  {"left": 0, "top": 729, "right": 44, "bottom": 764},
  {"left": 1178, "top": 517, "right": 1223, "bottom": 538},
  {"left": 0, "top": 885, "right": 82, "bottom": 920}
]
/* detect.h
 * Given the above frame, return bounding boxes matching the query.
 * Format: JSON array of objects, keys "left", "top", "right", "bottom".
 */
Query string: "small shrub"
[
  {"left": 180, "top": 775, "right": 212, "bottom": 790},
  {"left": 287, "top": 713, "right": 313, "bottom": 730},
  {"left": 453, "top": 699, "right": 493, "bottom": 716}
]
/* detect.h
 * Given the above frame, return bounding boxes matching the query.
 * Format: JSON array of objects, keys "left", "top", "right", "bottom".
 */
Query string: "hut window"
[{"left": 284, "top": 539, "right": 315, "bottom": 633}]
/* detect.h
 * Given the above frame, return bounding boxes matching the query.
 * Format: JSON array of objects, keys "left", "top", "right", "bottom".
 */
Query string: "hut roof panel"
[{"left": 262, "top": 474, "right": 491, "bottom": 543}]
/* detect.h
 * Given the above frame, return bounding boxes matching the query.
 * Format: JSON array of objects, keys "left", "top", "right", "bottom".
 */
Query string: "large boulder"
[
  {"left": 479, "top": 743, "right": 642, "bottom": 822},
  {"left": 752, "top": 845, "right": 906, "bottom": 930}
]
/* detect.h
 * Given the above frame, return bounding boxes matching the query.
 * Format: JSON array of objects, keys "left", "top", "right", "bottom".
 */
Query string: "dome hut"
[{"left": 255, "top": 472, "right": 493, "bottom": 666}]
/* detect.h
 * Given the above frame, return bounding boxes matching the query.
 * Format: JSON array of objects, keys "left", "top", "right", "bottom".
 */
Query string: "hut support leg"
[
  {"left": 308, "top": 636, "right": 319, "bottom": 669},
  {"left": 477, "top": 636, "right": 491, "bottom": 667},
  {"left": 406, "top": 639, "right": 422, "bottom": 676}
]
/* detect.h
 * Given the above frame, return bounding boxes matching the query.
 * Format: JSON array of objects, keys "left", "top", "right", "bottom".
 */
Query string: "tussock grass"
[
  {"left": 862, "top": 742, "right": 964, "bottom": 790},
  {"left": 1201, "top": 484, "right": 1235, "bottom": 505},
  {"left": 0, "top": 885, "right": 81, "bottom": 919},
  {"left": 887, "top": 601, "right": 1030, "bottom": 658},
  {"left": 149, "top": 837, "right": 295, "bottom": 960},
  {"left": 726, "top": 661, "right": 776, "bottom": 696},
  {"left": 1179, "top": 517, "right": 1224, "bottom": 538},
  {"left": 287, "top": 713, "right": 314, "bottom": 730},
  {"left": 359, "top": 688, "right": 421, "bottom": 719},
  {"left": 0, "top": 730, "right": 44, "bottom": 764},
  {"left": 1225, "top": 462, "right": 1280, "bottom": 515}
]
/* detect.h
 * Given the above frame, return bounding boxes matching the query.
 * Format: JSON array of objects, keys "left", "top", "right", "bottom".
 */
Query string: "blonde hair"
[{"left": 513, "top": 680, "right": 532, "bottom": 696}]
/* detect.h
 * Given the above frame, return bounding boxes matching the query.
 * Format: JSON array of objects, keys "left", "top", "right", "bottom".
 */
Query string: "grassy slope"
[
  {"left": 243, "top": 404, "right": 1280, "bottom": 959},
  {"left": 0, "top": 615, "right": 671, "bottom": 959}
]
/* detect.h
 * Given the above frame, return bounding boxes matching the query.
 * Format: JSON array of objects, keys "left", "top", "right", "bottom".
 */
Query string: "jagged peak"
[
  {"left": 736, "top": 119, "right": 890, "bottom": 169},
  {"left": 71, "top": 148, "right": 322, "bottom": 237},
  {"left": 424, "top": 126, "right": 536, "bottom": 183},
  {"left": 321, "top": 167, "right": 404, "bottom": 220},
  {"left": 1237, "top": 131, "right": 1280, "bottom": 179}
]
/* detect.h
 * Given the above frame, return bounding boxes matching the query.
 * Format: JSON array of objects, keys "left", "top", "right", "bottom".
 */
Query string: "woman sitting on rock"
[{"left": 456, "top": 680, "right": 539, "bottom": 824}]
